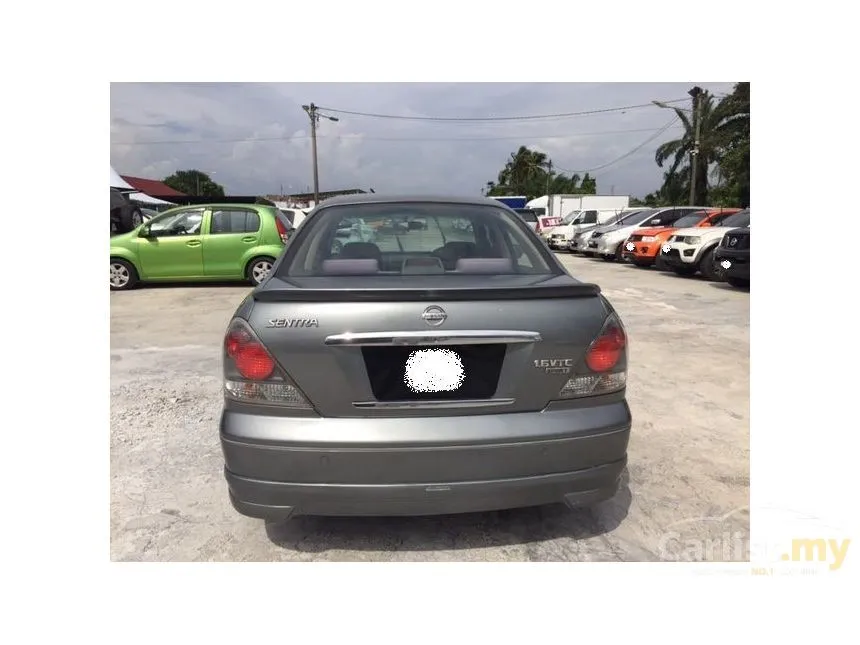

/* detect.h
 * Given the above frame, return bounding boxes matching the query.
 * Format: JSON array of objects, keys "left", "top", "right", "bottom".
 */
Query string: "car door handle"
[
  {"left": 186, "top": 240, "right": 201, "bottom": 247},
  {"left": 242, "top": 236, "right": 256, "bottom": 243}
]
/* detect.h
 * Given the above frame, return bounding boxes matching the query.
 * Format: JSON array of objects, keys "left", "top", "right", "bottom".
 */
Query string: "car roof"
[
  {"left": 314, "top": 194, "right": 504, "bottom": 208},
  {"left": 187, "top": 203, "right": 275, "bottom": 209}
]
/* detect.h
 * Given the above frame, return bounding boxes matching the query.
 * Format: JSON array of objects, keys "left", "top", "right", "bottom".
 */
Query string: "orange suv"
[{"left": 624, "top": 207, "right": 741, "bottom": 269}]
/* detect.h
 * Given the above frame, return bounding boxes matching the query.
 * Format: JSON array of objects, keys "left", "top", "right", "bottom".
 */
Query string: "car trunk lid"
[{"left": 247, "top": 275, "right": 610, "bottom": 418}]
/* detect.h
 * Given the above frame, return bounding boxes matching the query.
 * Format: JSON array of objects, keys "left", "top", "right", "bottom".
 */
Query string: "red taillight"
[
  {"left": 585, "top": 320, "right": 626, "bottom": 372},
  {"left": 275, "top": 218, "right": 288, "bottom": 244},
  {"left": 225, "top": 326, "right": 276, "bottom": 380}
]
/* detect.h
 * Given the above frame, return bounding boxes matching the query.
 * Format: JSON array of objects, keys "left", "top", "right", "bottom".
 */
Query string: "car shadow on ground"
[
  {"left": 264, "top": 468, "right": 632, "bottom": 555},
  {"left": 708, "top": 282, "right": 749, "bottom": 293},
  {"left": 132, "top": 281, "right": 254, "bottom": 290}
]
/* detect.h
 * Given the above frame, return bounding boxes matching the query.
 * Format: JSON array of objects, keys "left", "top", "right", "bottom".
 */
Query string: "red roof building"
[{"left": 121, "top": 175, "right": 187, "bottom": 198}]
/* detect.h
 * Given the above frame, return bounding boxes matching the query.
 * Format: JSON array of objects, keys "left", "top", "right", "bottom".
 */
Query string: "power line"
[
  {"left": 314, "top": 98, "right": 691, "bottom": 122},
  {"left": 112, "top": 125, "right": 684, "bottom": 147},
  {"left": 554, "top": 116, "right": 681, "bottom": 174}
]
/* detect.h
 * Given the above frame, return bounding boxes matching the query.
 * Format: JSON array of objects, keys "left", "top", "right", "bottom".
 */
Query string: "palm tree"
[
  {"left": 655, "top": 84, "right": 750, "bottom": 206},
  {"left": 711, "top": 82, "right": 750, "bottom": 207},
  {"left": 486, "top": 146, "right": 600, "bottom": 199},
  {"left": 500, "top": 146, "right": 549, "bottom": 195},
  {"left": 654, "top": 92, "right": 722, "bottom": 205}
]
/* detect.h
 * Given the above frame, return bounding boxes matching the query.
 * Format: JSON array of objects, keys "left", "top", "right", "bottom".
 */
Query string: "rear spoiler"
[{"left": 253, "top": 283, "right": 601, "bottom": 302}]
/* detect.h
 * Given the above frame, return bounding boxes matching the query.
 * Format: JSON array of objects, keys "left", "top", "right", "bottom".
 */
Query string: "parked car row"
[
  {"left": 112, "top": 199, "right": 748, "bottom": 292},
  {"left": 541, "top": 207, "right": 641, "bottom": 250},
  {"left": 556, "top": 206, "right": 750, "bottom": 289}
]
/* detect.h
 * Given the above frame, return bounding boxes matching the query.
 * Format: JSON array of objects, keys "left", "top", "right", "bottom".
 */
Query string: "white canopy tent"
[
  {"left": 129, "top": 192, "right": 174, "bottom": 206},
  {"left": 110, "top": 166, "right": 135, "bottom": 191}
]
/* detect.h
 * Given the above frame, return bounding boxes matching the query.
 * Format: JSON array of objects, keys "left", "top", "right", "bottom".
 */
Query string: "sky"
[{"left": 110, "top": 82, "right": 736, "bottom": 199}]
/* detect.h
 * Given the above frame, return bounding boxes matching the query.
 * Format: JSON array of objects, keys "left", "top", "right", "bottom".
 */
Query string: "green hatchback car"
[{"left": 110, "top": 203, "right": 291, "bottom": 290}]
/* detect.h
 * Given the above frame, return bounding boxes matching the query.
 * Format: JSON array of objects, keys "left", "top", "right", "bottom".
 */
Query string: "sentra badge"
[{"left": 267, "top": 318, "right": 319, "bottom": 328}]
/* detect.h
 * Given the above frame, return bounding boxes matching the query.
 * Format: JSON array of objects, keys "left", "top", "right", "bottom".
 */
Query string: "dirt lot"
[{"left": 110, "top": 254, "right": 750, "bottom": 562}]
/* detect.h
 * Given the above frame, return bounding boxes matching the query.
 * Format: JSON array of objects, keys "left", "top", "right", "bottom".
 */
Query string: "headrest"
[
  {"left": 454, "top": 258, "right": 513, "bottom": 274},
  {"left": 340, "top": 242, "right": 382, "bottom": 260},
  {"left": 321, "top": 259, "right": 380, "bottom": 275}
]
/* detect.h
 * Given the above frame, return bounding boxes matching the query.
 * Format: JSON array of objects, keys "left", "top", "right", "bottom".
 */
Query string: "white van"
[
  {"left": 545, "top": 209, "right": 627, "bottom": 250},
  {"left": 279, "top": 207, "right": 312, "bottom": 230}
]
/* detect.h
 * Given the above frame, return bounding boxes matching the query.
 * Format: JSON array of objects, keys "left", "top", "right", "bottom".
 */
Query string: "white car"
[
  {"left": 545, "top": 209, "right": 627, "bottom": 250},
  {"left": 280, "top": 208, "right": 312, "bottom": 230},
  {"left": 570, "top": 208, "right": 656, "bottom": 256},
  {"left": 541, "top": 210, "right": 582, "bottom": 246},
  {"left": 659, "top": 209, "right": 751, "bottom": 280},
  {"left": 569, "top": 228, "right": 599, "bottom": 254}
]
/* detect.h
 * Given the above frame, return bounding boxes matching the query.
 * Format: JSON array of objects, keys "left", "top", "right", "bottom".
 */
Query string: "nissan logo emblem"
[{"left": 421, "top": 305, "right": 447, "bottom": 326}]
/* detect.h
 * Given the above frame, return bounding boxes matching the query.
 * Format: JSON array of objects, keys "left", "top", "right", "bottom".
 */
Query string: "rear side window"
[
  {"left": 643, "top": 209, "right": 682, "bottom": 226},
  {"left": 210, "top": 209, "right": 261, "bottom": 234},
  {"left": 280, "top": 202, "right": 558, "bottom": 277}
]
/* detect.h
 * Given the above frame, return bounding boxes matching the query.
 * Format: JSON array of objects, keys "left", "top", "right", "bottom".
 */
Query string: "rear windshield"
[
  {"left": 279, "top": 202, "right": 557, "bottom": 277},
  {"left": 605, "top": 210, "right": 636, "bottom": 226},
  {"left": 719, "top": 210, "right": 750, "bottom": 228},
  {"left": 620, "top": 209, "right": 656, "bottom": 226},
  {"left": 614, "top": 209, "right": 651, "bottom": 225}
]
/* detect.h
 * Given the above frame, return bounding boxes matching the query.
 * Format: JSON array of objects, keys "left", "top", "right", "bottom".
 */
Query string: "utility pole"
[
  {"left": 688, "top": 86, "right": 703, "bottom": 205},
  {"left": 545, "top": 160, "right": 553, "bottom": 196},
  {"left": 302, "top": 103, "right": 339, "bottom": 206}
]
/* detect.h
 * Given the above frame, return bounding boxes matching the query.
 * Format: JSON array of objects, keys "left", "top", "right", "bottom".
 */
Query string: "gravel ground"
[{"left": 110, "top": 253, "right": 750, "bottom": 562}]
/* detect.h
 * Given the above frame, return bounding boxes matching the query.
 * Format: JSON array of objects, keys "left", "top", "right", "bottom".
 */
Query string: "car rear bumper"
[
  {"left": 714, "top": 248, "right": 749, "bottom": 279},
  {"left": 220, "top": 400, "right": 631, "bottom": 519}
]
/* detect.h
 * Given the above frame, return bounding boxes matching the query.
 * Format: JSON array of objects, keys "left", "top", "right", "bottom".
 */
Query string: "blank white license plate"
[{"left": 404, "top": 348, "right": 465, "bottom": 393}]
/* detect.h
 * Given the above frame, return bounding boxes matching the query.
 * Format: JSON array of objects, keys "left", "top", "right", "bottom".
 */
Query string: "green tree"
[
  {"left": 654, "top": 91, "right": 724, "bottom": 205},
  {"left": 634, "top": 170, "right": 686, "bottom": 208},
  {"left": 711, "top": 82, "right": 750, "bottom": 207},
  {"left": 486, "top": 146, "right": 598, "bottom": 199},
  {"left": 163, "top": 169, "right": 226, "bottom": 197},
  {"left": 653, "top": 83, "right": 750, "bottom": 207}
]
